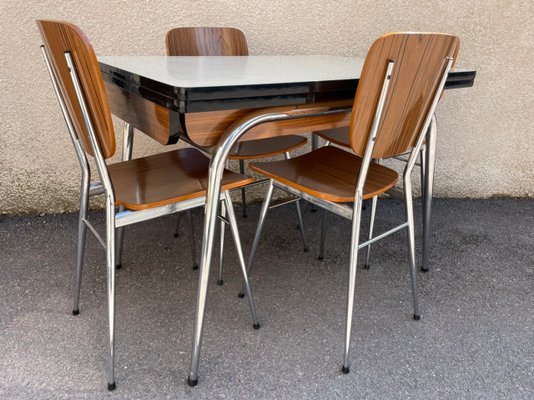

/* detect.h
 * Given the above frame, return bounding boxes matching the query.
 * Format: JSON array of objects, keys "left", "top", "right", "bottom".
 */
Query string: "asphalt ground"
[{"left": 0, "top": 199, "right": 533, "bottom": 399}]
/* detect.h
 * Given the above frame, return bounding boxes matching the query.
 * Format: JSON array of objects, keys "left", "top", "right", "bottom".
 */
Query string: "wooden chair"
[
  {"left": 166, "top": 27, "right": 309, "bottom": 285},
  {"left": 37, "top": 20, "right": 260, "bottom": 390},
  {"left": 244, "top": 33, "right": 460, "bottom": 373}
]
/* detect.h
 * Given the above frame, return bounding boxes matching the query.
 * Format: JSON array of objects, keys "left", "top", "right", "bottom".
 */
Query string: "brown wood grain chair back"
[
  {"left": 37, "top": 20, "right": 116, "bottom": 158},
  {"left": 166, "top": 27, "right": 248, "bottom": 56},
  {"left": 38, "top": 20, "right": 260, "bottom": 391},
  {"left": 350, "top": 33, "right": 460, "bottom": 159}
]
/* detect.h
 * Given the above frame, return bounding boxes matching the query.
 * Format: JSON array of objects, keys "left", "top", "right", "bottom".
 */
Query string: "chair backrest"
[
  {"left": 37, "top": 20, "right": 116, "bottom": 159},
  {"left": 165, "top": 27, "right": 248, "bottom": 56},
  {"left": 350, "top": 33, "right": 460, "bottom": 158}
]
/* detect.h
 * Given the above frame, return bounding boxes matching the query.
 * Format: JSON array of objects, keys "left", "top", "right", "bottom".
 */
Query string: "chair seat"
[
  {"left": 250, "top": 146, "right": 398, "bottom": 202},
  {"left": 229, "top": 135, "right": 307, "bottom": 160},
  {"left": 109, "top": 148, "right": 253, "bottom": 210},
  {"left": 316, "top": 128, "right": 350, "bottom": 148}
]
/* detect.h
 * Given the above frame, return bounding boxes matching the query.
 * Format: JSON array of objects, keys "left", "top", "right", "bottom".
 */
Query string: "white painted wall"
[{"left": 1, "top": 0, "right": 532, "bottom": 214}]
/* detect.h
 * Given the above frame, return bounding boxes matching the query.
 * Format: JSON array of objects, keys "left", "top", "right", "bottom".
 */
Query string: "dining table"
[{"left": 98, "top": 55, "right": 476, "bottom": 385}]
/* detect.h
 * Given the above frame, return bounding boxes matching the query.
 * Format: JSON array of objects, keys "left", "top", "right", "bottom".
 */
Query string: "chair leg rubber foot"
[
  {"left": 341, "top": 366, "right": 350, "bottom": 374},
  {"left": 303, "top": 247, "right": 309, "bottom": 253},
  {"left": 192, "top": 265, "right": 199, "bottom": 270},
  {"left": 253, "top": 323, "right": 260, "bottom": 330},
  {"left": 242, "top": 214, "right": 247, "bottom": 218},
  {"left": 107, "top": 382, "right": 116, "bottom": 391},
  {"left": 187, "top": 377, "right": 198, "bottom": 387},
  {"left": 72, "top": 309, "right": 79, "bottom": 316},
  {"left": 217, "top": 279, "right": 224, "bottom": 286},
  {"left": 413, "top": 314, "right": 421, "bottom": 321},
  {"left": 421, "top": 267, "right": 429, "bottom": 273},
  {"left": 318, "top": 255, "right": 324, "bottom": 261},
  {"left": 238, "top": 291, "right": 245, "bottom": 298},
  {"left": 173, "top": 233, "right": 179, "bottom": 238},
  {"left": 363, "top": 264, "right": 370, "bottom": 270},
  {"left": 115, "top": 264, "right": 122, "bottom": 270}
]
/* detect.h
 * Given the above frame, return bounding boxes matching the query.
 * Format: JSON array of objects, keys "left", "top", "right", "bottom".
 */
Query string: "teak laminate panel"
[
  {"left": 184, "top": 99, "right": 353, "bottom": 147},
  {"left": 250, "top": 146, "right": 398, "bottom": 202},
  {"left": 37, "top": 20, "right": 116, "bottom": 158},
  {"left": 350, "top": 33, "right": 460, "bottom": 158},
  {"left": 104, "top": 82, "right": 175, "bottom": 145},
  {"left": 108, "top": 148, "right": 253, "bottom": 210},
  {"left": 166, "top": 27, "right": 248, "bottom": 56}
]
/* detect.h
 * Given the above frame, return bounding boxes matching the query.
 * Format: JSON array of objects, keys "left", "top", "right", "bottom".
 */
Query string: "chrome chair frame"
[
  {"left": 242, "top": 57, "right": 454, "bottom": 373},
  {"left": 41, "top": 46, "right": 259, "bottom": 390}
]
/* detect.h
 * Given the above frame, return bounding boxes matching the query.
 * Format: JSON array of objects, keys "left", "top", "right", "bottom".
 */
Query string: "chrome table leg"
[{"left": 422, "top": 116, "right": 437, "bottom": 272}]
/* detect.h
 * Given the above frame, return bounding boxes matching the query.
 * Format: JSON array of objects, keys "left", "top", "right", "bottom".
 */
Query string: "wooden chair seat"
[
  {"left": 316, "top": 128, "right": 350, "bottom": 148},
  {"left": 109, "top": 148, "right": 253, "bottom": 210},
  {"left": 229, "top": 135, "right": 307, "bottom": 160},
  {"left": 250, "top": 146, "right": 398, "bottom": 203}
]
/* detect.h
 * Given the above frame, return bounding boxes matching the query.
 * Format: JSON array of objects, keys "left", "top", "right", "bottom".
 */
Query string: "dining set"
[{"left": 37, "top": 20, "right": 476, "bottom": 390}]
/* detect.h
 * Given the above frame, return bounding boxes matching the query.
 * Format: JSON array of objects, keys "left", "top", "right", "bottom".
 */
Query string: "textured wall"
[{"left": 1, "top": 0, "right": 533, "bottom": 214}]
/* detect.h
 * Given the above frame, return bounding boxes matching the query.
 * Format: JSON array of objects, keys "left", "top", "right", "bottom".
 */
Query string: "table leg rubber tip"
[
  {"left": 115, "top": 264, "right": 122, "bottom": 270},
  {"left": 413, "top": 314, "right": 421, "bottom": 321},
  {"left": 107, "top": 382, "right": 116, "bottom": 391},
  {"left": 192, "top": 265, "right": 199, "bottom": 270},
  {"left": 72, "top": 309, "right": 79, "bottom": 316},
  {"left": 421, "top": 267, "right": 429, "bottom": 273},
  {"left": 173, "top": 233, "right": 179, "bottom": 238},
  {"left": 217, "top": 279, "right": 224, "bottom": 286},
  {"left": 318, "top": 256, "right": 324, "bottom": 261},
  {"left": 303, "top": 247, "right": 309, "bottom": 253},
  {"left": 341, "top": 366, "right": 350, "bottom": 374},
  {"left": 253, "top": 323, "right": 260, "bottom": 330},
  {"left": 238, "top": 292, "right": 245, "bottom": 299},
  {"left": 187, "top": 377, "right": 198, "bottom": 387},
  {"left": 363, "top": 264, "right": 370, "bottom": 270}
]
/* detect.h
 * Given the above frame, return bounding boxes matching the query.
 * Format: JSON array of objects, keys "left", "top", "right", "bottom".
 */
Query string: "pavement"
[{"left": 0, "top": 198, "right": 533, "bottom": 399}]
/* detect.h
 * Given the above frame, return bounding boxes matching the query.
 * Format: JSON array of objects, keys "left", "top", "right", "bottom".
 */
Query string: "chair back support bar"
[
  {"left": 350, "top": 33, "right": 460, "bottom": 159},
  {"left": 166, "top": 27, "right": 248, "bottom": 56},
  {"left": 37, "top": 20, "right": 116, "bottom": 159}
]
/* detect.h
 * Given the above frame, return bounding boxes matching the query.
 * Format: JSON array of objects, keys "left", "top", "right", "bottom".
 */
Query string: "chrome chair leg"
[
  {"left": 404, "top": 176, "right": 421, "bottom": 320},
  {"left": 187, "top": 210, "right": 199, "bottom": 270},
  {"left": 284, "top": 152, "right": 308, "bottom": 252},
  {"left": 105, "top": 197, "right": 117, "bottom": 391},
  {"left": 422, "top": 117, "right": 437, "bottom": 272},
  {"left": 115, "top": 123, "right": 134, "bottom": 269},
  {"left": 115, "top": 206, "right": 125, "bottom": 269},
  {"left": 239, "top": 159, "right": 247, "bottom": 218},
  {"left": 363, "top": 196, "right": 378, "bottom": 270},
  {"left": 73, "top": 172, "right": 90, "bottom": 315},
  {"left": 318, "top": 210, "right": 328, "bottom": 260},
  {"left": 223, "top": 191, "right": 260, "bottom": 328},
  {"left": 217, "top": 201, "right": 226, "bottom": 285},
  {"left": 342, "top": 193, "right": 363, "bottom": 374},
  {"left": 239, "top": 180, "right": 274, "bottom": 298}
]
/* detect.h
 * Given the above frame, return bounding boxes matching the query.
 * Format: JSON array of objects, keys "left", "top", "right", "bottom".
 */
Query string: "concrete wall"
[{"left": 1, "top": 0, "right": 532, "bottom": 214}]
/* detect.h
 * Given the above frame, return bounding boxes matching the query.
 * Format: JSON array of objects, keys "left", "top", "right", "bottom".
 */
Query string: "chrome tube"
[
  {"left": 73, "top": 167, "right": 90, "bottom": 315},
  {"left": 65, "top": 52, "right": 118, "bottom": 390},
  {"left": 239, "top": 160, "right": 247, "bottom": 218},
  {"left": 238, "top": 180, "right": 274, "bottom": 298},
  {"left": 217, "top": 201, "right": 226, "bottom": 285},
  {"left": 173, "top": 213, "right": 182, "bottom": 238},
  {"left": 116, "top": 123, "right": 134, "bottom": 269},
  {"left": 105, "top": 196, "right": 117, "bottom": 389},
  {"left": 342, "top": 61, "right": 395, "bottom": 373},
  {"left": 363, "top": 195, "right": 378, "bottom": 269},
  {"left": 422, "top": 115, "right": 437, "bottom": 272},
  {"left": 403, "top": 173, "right": 420, "bottom": 319},
  {"left": 223, "top": 191, "right": 260, "bottom": 327},
  {"left": 188, "top": 105, "right": 351, "bottom": 385},
  {"left": 284, "top": 152, "right": 308, "bottom": 252}
]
